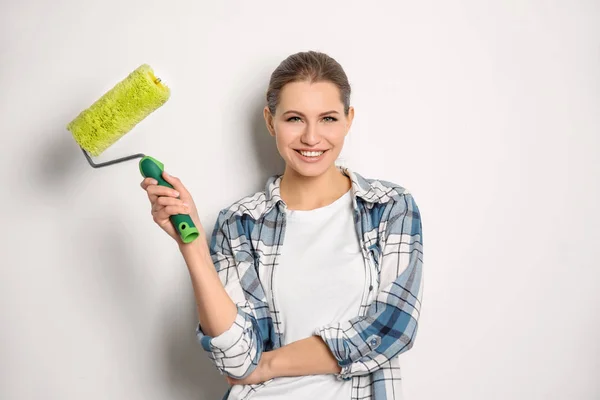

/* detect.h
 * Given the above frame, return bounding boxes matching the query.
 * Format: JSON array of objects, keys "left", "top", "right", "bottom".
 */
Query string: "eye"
[
  {"left": 286, "top": 116, "right": 302, "bottom": 122},
  {"left": 323, "top": 116, "right": 338, "bottom": 122}
]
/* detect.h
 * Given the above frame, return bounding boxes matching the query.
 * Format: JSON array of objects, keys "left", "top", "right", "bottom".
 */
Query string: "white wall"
[{"left": 1, "top": 1, "right": 598, "bottom": 399}]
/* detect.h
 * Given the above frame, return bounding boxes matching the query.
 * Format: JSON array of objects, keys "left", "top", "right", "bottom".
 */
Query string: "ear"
[
  {"left": 263, "top": 106, "right": 276, "bottom": 137},
  {"left": 344, "top": 106, "right": 355, "bottom": 136}
]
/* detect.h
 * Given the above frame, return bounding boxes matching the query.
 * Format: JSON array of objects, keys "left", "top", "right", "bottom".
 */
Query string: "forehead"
[{"left": 278, "top": 81, "right": 343, "bottom": 112}]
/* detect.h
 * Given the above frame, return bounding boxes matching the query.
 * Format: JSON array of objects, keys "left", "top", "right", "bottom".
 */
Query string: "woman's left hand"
[{"left": 226, "top": 352, "right": 274, "bottom": 386}]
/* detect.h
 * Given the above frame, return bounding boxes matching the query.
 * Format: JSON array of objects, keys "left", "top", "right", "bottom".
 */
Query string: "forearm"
[
  {"left": 179, "top": 238, "right": 237, "bottom": 337},
  {"left": 267, "top": 335, "right": 341, "bottom": 378}
]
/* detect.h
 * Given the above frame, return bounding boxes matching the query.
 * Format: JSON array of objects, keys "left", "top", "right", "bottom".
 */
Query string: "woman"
[{"left": 141, "top": 51, "right": 423, "bottom": 400}]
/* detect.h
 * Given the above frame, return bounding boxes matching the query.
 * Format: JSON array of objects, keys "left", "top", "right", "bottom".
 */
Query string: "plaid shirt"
[{"left": 196, "top": 166, "right": 423, "bottom": 400}]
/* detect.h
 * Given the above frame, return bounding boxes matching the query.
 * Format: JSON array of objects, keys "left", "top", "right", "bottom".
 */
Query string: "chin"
[
  {"left": 287, "top": 159, "right": 336, "bottom": 178},
  {"left": 292, "top": 166, "right": 329, "bottom": 178}
]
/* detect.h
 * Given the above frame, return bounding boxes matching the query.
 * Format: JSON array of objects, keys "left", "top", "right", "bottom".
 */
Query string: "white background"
[{"left": 1, "top": 1, "right": 598, "bottom": 399}]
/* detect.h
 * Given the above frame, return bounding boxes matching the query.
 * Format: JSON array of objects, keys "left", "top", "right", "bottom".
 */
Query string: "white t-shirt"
[{"left": 249, "top": 189, "right": 366, "bottom": 399}]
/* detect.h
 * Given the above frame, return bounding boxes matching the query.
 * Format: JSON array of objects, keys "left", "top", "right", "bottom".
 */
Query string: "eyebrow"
[{"left": 282, "top": 110, "right": 340, "bottom": 117}]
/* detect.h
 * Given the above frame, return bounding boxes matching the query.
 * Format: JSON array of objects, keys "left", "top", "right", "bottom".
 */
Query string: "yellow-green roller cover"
[{"left": 67, "top": 64, "right": 170, "bottom": 157}]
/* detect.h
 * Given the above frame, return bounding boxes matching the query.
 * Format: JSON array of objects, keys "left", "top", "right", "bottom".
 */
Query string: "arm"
[
  {"left": 267, "top": 336, "right": 341, "bottom": 377},
  {"left": 227, "top": 336, "right": 340, "bottom": 386},
  {"left": 232, "top": 192, "right": 423, "bottom": 384},
  {"left": 314, "top": 192, "right": 423, "bottom": 380},
  {"left": 181, "top": 239, "right": 237, "bottom": 338},
  {"left": 190, "top": 209, "right": 271, "bottom": 379}
]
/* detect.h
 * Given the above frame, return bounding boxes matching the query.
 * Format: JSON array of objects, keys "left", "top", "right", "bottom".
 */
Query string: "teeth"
[{"left": 299, "top": 151, "right": 324, "bottom": 157}]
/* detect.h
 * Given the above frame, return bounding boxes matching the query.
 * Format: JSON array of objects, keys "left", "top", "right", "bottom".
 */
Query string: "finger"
[
  {"left": 147, "top": 185, "right": 180, "bottom": 205},
  {"left": 147, "top": 184, "right": 180, "bottom": 199},
  {"left": 142, "top": 179, "right": 159, "bottom": 203},
  {"left": 142, "top": 177, "right": 171, "bottom": 202},
  {"left": 152, "top": 199, "right": 189, "bottom": 212},
  {"left": 140, "top": 177, "right": 158, "bottom": 190},
  {"left": 153, "top": 198, "right": 190, "bottom": 217},
  {"left": 151, "top": 202, "right": 164, "bottom": 216},
  {"left": 152, "top": 205, "right": 168, "bottom": 222},
  {"left": 153, "top": 203, "right": 190, "bottom": 220},
  {"left": 162, "top": 171, "right": 188, "bottom": 197},
  {"left": 156, "top": 196, "right": 188, "bottom": 209}
]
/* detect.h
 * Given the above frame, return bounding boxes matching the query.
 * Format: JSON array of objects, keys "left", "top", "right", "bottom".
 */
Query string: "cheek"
[
  {"left": 274, "top": 123, "right": 302, "bottom": 146},
  {"left": 323, "top": 124, "right": 347, "bottom": 144}
]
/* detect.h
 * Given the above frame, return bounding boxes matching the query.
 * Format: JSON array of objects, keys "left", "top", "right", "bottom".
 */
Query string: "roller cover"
[{"left": 67, "top": 64, "right": 170, "bottom": 156}]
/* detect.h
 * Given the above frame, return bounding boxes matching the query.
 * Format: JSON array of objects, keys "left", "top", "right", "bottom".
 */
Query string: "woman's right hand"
[{"left": 140, "top": 171, "right": 203, "bottom": 245}]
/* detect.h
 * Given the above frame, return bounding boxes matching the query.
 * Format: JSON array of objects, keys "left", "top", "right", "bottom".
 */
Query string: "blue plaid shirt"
[{"left": 196, "top": 166, "right": 423, "bottom": 400}]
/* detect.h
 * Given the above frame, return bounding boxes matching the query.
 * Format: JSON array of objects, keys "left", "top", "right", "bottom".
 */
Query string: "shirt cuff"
[
  {"left": 195, "top": 306, "right": 261, "bottom": 378},
  {"left": 314, "top": 324, "right": 381, "bottom": 380},
  {"left": 196, "top": 307, "right": 248, "bottom": 353}
]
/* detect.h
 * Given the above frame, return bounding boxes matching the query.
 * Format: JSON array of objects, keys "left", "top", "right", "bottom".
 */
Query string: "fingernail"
[{"left": 174, "top": 191, "right": 180, "bottom": 197}]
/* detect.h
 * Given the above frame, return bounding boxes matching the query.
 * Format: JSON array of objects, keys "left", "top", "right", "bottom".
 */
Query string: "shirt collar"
[{"left": 264, "top": 165, "right": 394, "bottom": 213}]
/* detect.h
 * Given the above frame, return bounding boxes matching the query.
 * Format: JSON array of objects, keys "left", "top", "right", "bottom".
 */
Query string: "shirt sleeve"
[
  {"left": 314, "top": 192, "right": 423, "bottom": 380},
  {"left": 195, "top": 209, "right": 270, "bottom": 379}
]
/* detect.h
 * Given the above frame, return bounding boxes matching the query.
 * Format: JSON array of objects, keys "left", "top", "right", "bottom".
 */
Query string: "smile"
[
  {"left": 297, "top": 150, "right": 324, "bottom": 157},
  {"left": 294, "top": 149, "right": 328, "bottom": 163}
]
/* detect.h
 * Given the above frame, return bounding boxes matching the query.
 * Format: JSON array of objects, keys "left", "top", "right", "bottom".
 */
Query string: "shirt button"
[
  {"left": 370, "top": 338, "right": 378, "bottom": 345},
  {"left": 369, "top": 285, "right": 373, "bottom": 291}
]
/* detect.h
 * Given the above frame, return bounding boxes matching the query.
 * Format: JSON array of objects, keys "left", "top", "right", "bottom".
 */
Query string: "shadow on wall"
[
  {"left": 32, "top": 128, "right": 87, "bottom": 197},
  {"left": 248, "top": 91, "right": 286, "bottom": 186}
]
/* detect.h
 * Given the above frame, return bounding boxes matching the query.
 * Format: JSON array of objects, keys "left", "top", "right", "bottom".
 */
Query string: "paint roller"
[{"left": 66, "top": 64, "right": 199, "bottom": 244}]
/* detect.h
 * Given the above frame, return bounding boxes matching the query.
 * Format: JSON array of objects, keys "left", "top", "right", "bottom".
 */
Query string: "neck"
[{"left": 280, "top": 164, "right": 351, "bottom": 211}]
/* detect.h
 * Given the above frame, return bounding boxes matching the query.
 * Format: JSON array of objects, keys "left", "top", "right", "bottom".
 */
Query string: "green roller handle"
[{"left": 139, "top": 156, "right": 200, "bottom": 244}]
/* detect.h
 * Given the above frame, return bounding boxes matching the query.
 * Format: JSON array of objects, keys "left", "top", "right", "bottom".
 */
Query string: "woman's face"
[{"left": 264, "top": 80, "right": 354, "bottom": 178}]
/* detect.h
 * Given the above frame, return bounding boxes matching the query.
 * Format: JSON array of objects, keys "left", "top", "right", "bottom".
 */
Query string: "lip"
[
  {"left": 295, "top": 149, "right": 329, "bottom": 152},
  {"left": 294, "top": 149, "right": 328, "bottom": 163}
]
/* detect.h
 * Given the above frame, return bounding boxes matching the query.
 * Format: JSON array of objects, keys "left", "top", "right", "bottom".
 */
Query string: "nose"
[{"left": 300, "top": 122, "right": 321, "bottom": 146}]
